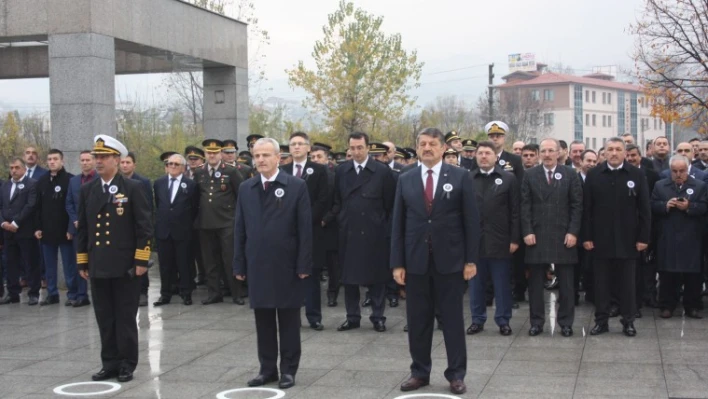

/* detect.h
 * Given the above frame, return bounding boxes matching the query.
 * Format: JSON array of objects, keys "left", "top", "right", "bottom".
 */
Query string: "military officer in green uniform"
[
  {"left": 77, "top": 135, "right": 152, "bottom": 383},
  {"left": 223, "top": 139, "right": 254, "bottom": 179},
  {"left": 194, "top": 139, "right": 246, "bottom": 305}
]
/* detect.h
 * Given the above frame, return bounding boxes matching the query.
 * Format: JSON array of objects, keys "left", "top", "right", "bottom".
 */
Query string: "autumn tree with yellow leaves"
[
  {"left": 631, "top": 0, "right": 708, "bottom": 134},
  {"left": 286, "top": 1, "right": 423, "bottom": 143}
]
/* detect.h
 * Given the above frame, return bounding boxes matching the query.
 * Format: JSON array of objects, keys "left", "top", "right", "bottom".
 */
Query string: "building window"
[
  {"left": 592, "top": 114, "right": 596, "bottom": 126},
  {"left": 617, "top": 91, "right": 626, "bottom": 135},
  {"left": 592, "top": 91, "right": 596, "bottom": 103},
  {"left": 602, "top": 115, "right": 606, "bottom": 127},
  {"left": 653, "top": 118, "right": 657, "bottom": 130},
  {"left": 608, "top": 115, "right": 612, "bottom": 127},
  {"left": 530, "top": 113, "right": 539, "bottom": 126},
  {"left": 592, "top": 137, "right": 597, "bottom": 149},
  {"left": 544, "top": 113, "right": 555, "bottom": 126},
  {"left": 531, "top": 90, "right": 540, "bottom": 101},
  {"left": 659, "top": 119, "right": 663, "bottom": 129},
  {"left": 602, "top": 92, "right": 606, "bottom": 104},
  {"left": 585, "top": 90, "right": 589, "bottom": 102},
  {"left": 603, "top": 138, "right": 607, "bottom": 146},
  {"left": 544, "top": 89, "right": 554, "bottom": 101},
  {"left": 586, "top": 137, "right": 590, "bottom": 148},
  {"left": 586, "top": 114, "right": 590, "bottom": 126},
  {"left": 607, "top": 93, "right": 612, "bottom": 104}
]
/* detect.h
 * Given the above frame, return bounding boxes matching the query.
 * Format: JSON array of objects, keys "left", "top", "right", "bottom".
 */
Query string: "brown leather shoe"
[
  {"left": 450, "top": 379, "right": 467, "bottom": 394},
  {"left": 400, "top": 377, "right": 429, "bottom": 392}
]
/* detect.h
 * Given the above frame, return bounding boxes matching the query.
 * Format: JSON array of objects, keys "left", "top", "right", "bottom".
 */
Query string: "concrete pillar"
[
  {"left": 203, "top": 66, "right": 248, "bottom": 146},
  {"left": 49, "top": 33, "right": 116, "bottom": 175}
]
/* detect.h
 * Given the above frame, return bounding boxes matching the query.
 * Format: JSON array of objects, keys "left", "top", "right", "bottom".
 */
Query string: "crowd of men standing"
[{"left": 1, "top": 124, "right": 707, "bottom": 394}]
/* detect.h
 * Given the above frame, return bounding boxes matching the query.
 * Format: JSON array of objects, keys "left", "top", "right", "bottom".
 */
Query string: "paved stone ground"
[{"left": 1, "top": 272, "right": 708, "bottom": 399}]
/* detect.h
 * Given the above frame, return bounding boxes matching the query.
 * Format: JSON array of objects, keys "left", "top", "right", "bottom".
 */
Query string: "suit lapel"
[
  {"left": 408, "top": 166, "right": 427, "bottom": 215},
  {"left": 431, "top": 163, "right": 450, "bottom": 214},
  {"left": 345, "top": 162, "right": 373, "bottom": 197}
]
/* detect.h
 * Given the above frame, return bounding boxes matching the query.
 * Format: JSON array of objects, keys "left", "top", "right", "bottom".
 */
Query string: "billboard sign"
[{"left": 508, "top": 53, "right": 536, "bottom": 72}]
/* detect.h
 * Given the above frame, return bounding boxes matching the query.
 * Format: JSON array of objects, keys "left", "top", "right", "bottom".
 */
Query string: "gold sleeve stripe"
[
  {"left": 135, "top": 248, "right": 151, "bottom": 261},
  {"left": 77, "top": 253, "right": 89, "bottom": 263}
]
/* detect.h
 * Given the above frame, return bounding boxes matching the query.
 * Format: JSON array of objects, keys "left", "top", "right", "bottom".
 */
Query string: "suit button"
[
  {"left": 95, "top": 241, "right": 100, "bottom": 246},
  {"left": 105, "top": 213, "right": 110, "bottom": 217},
  {"left": 106, "top": 231, "right": 110, "bottom": 236},
  {"left": 106, "top": 241, "right": 110, "bottom": 246},
  {"left": 361, "top": 231, "right": 364, "bottom": 235},
  {"left": 96, "top": 224, "right": 101, "bottom": 228},
  {"left": 106, "top": 222, "right": 110, "bottom": 226},
  {"left": 209, "top": 199, "right": 212, "bottom": 202},
  {"left": 96, "top": 232, "right": 100, "bottom": 236},
  {"left": 209, "top": 193, "right": 212, "bottom": 196},
  {"left": 428, "top": 220, "right": 432, "bottom": 223},
  {"left": 97, "top": 214, "right": 101, "bottom": 219}
]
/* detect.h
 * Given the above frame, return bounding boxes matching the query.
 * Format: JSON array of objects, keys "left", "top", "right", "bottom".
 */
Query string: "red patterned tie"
[
  {"left": 425, "top": 170, "right": 434, "bottom": 213},
  {"left": 295, "top": 164, "right": 303, "bottom": 178},
  {"left": 547, "top": 170, "right": 553, "bottom": 185}
]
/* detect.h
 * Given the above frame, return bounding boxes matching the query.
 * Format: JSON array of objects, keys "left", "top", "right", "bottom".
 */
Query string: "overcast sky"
[{"left": 0, "top": 0, "right": 646, "bottom": 112}]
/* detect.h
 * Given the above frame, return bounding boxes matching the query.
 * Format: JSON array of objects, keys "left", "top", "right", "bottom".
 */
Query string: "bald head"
[
  {"left": 512, "top": 141, "right": 525, "bottom": 155},
  {"left": 676, "top": 142, "right": 693, "bottom": 159}
]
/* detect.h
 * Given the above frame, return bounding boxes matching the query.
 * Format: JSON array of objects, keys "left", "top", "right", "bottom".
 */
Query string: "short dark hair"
[
  {"left": 476, "top": 140, "right": 495, "bottom": 153},
  {"left": 570, "top": 140, "right": 584, "bottom": 147},
  {"left": 9, "top": 157, "right": 25, "bottom": 167},
  {"left": 124, "top": 152, "right": 136, "bottom": 163},
  {"left": 559, "top": 140, "right": 568, "bottom": 150},
  {"left": 289, "top": 131, "right": 309, "bottom": 142},
  {"left": 348, "top": 131, "right": 370, "bottom": 145},
  {"left": 646, "top": 141, "right": 653, "bottom": 150},
  {"left": 621, "top": 133, "right": 633, "bottom": 138},
  {"left": 416, "top": 127, "right": 445, "bottom": 147},
  {"left": 689, "top": 137, "right": 701, "bottom": 143},
  {"left": 521, "top": 144, "right": 538, "bottom": 153},
  {"left": 654, "top": 136, "right": 669, "bottom": 144},
  {"left": 311, "top": 145, "right": 329, "bottom": 154},
  {"left": 599, "top": 147, "right": 605, "bottom": 152},
  {"left": 580, "top": 149, "right": 597, "bottom": 161},
  {"left": 47, "top": 148, "right": 63, "bottom": 159},
  {"left": 626, "top": 144, "right": 641, "bottom": 155},
  {"left": 79, "top": 150, "right": 92, "bottom": 156}
]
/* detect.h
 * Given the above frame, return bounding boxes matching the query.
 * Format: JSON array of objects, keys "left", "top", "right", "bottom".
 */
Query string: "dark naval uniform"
[{"left": 77, "top": 173, "right": 152, "bottom": 374}]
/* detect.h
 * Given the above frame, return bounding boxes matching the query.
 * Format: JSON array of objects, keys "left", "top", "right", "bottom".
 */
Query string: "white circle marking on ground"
[
  {"left": 53, "top": 382, "right": 121, "bottom": 396},
  {"left": 216, "top": 387, "right": 286, "bottom": 399},
  {"left": 395, "top": 394, "right": 462, "bottom": 399}
]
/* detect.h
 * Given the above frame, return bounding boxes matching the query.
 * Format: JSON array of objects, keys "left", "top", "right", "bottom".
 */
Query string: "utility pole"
[{"left": 488, "top": 63, "right": 495, "bottom": 120}]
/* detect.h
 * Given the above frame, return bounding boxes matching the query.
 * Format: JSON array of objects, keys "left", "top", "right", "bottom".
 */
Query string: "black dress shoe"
[
  {"left": 362, "top": 297, "right": 372, "bottom": 307},
  {"left": 40, "top": 295, "right": 60, "bottom": 306},
  {"left": 561, "top": 326, "right": 573, "bottom": 337},
  {"left": 182, "top": 295, "right": 193, "bottom": 306},
  {"left": 389, "top": 297, "right": 399, "bottom": 307},
  {"left": 310, "top": 322, "right": 324, "bottom": 331},
  {"left": 437, "top": 321, "right": 444, "bottom": 331},
  {"left": 622, "top": 321, "right": 637, "bottom": 337},
  {"left": 337, "top": 320, "right": 360, "bottom": 331},
  {"left": 28, "top": 296, "right": 39, "bottom": 306},
  {"left": 278, "top": 374, "right": 295, "bottom": 389},
  {"left": 590, "top": 323, "right": 609, "bottom": 335},
  {"left": 609, "top": 305, "right": 620, "bottom": 317},
  {"left": 485, "top": 298, "right": 493, "bottom": 306},
  {"left": 327, "top": 298, "right": 337, "bottom": 307},
  {"left": 195, "top": 279, "right": 206, "bottom": 286},
  {"left": 64, "top": 299, "right": 76, "bottom": 307},
  {"left": 153, "top": 297, "right": 171, "bottom": 306},
  {"left": 528, "top": 325, "right": 543, "bottom": 336},
  {"left": 400, "top": 377, "right": 429, "bottom": 391},
  {"left": 450, "top": 379, "right": 467, "bottom": 395},
  {"left": 466, "top": 323, "right": 484, "bottom": 335},
  {"left": 0, "top": 296, "right": 20, "bottom": 305},
  {"left": 644, "top": 298, "right": 659, "bottom": 308},
  {"left": 117, "top": 368, "right": 133, "bottom": 382},
  {"left": 403, "top": 324, "right": 408, "bottom": 332},
  {"left": 512, "top": 302, "right": 520, "bottom": 309},
  {"left": 247, "top": 373, "right": 278, "bottom": 387},
  {"left": 685, "top": 309, "right": 703, "bottom": 319},
  {"left": 202, "top": 296, "right": 223, "bottom": 305},
  {"left": 512, "top": 292, "right": 526, "bottom": 302},
  {"left": 500, "top": 325, "right": 512, "bottom": 336},
  {"left": 92, "top": 368, "right": 118, "bottom": 381},
  {"left": 635, "top": 309, "right": 643, "bottom": 319},
  {"left": 73, "top": 298, "right": 91, "bottom": 307},
  {"left": 138, "top": 294, "right": 148, "bottom": 307},
  {"left": 233, "top": 297, "right": 245, "bottom": 305},
  {"left": 373, "top": 321, "right": 386, "bottom": 332}
]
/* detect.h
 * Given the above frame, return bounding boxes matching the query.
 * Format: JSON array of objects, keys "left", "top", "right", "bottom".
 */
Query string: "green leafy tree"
[{"left": 287, "top": 1, "right": 423, "bottom": 143}]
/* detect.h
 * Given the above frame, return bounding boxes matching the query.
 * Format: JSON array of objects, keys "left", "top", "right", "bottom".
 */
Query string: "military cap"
[
  {"left": 238, "top": 150, "right": 252, "bottom": 158},
  {"left": 202, "top": 139, "right": 223, "bottom": 153},
  {"left": 444, "top": 148, "right": 459, "bottom": 156},
  {"left": 369, "top": 142, "right": 388, "bottom": 154},
  {"left": 280, "top": 144, "right": 291, "bottom": 156},
  {"left": 160, "top": 151, "right": 177, "bottom": 163},
  {"left": 394, "top": 146, "right": 407, "bottom": 159},
  {"left": 444, "top": 131, "right": 461, "bottom": 143},
  {"left": 246, "top": 134, "right": 264, "bottom": 147},
  {"left": 462, "top": 139, "right": 478, "bottom": 151},
  {"left": 333, "top": 152, "right": 347, "bottom": 164},
  {"left": 404, "top": 148, "right": 417, "bottom": 159},
  {"left": 185, "top": 146, "right": 205, "bottom": 159},
  {"left": 485, "top": 121, "right": 509, "bottom": 135},
  {"left": 92, "top": 135, "right": 128, "bottom": 157},
  {"left": 312, "top": 142, "right": 332, "bottom": 152},
  {"left": 222, "top": 139, "right": 238, "bottom": 152}
]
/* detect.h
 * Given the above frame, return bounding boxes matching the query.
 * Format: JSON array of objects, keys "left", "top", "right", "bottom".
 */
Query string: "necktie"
[
  {"left": 28, "top": 169, "right": 33, "bottom": 179},
  {"left": 296, "top": 164, "right": 303, "bottom": 178},
  {"left": 210, "top": 168, "right": 214, "bottom": 179},
  {"left": 424, "top": 170, "right": 434, "bottom": 212},
  {"left": 103, "top": 183, "right": 109, "bottom": 194},
  {"left": 264, "top": 181, "right": 271, "bottom": 191},
  {"left": 357, "top": 165, "right": 363, "bottom": 175},
  {"left": 10, "top": 181, "right": 17, "bottom": 200},
  {"left": 169, "top": 178, "right": 176, "bottom": 203},
  {"left": 547, "top": 170, "right": 553, "bottom": 185}
]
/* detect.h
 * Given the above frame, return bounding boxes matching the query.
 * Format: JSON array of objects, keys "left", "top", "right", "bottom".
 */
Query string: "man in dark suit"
[
  {"left": 76, "top": 135, "right": 152, "bottom": 382},
  {"left": 326, "top": 132, "right": 395, "bottom": 333},
  {"left": 652, "top": 136, "right": 671, "bottom": 172},
  {"left": 521, "top": 138, "right": 583, "bottom": 337},
  {"left": 222, "top": 139, "right": 255, "bottom": 179},
  {"left": 0, "top": 158, "right": 39, "bottom": 305},
  {"left": 693, "top": 139, "right": 708, "bottom": 170},
  {"left": 467, "top": 141, "right": 519, "bottom": 336},
  {"left": 65, "top": 150, "right": 96, "bottom": 307},
  {"left": 583, "top": 137, "right": 651, "bottom": 337},
  {"left": 234, "top": 138, "right": 312, "bottom": 390},
  {"left": 660, "top": 142, "right": 708, "bottom": 185},
  {"left": 577, "top": 150, "right": 598, "bottom": 304},
  {"left": 383, "top": 141, "right": 405, "bottom": 171},
  {"left": 184, "top": 146, "right": 207, "bottom": 285},
  {"left": 34, "top": 149, "right": 75, "bottom": 306},
  {"left": 194, "top": 139, "right": 245, "bottom": 305},
  {"left": 280, "top": 132, "right": 329, "bottom": 330},
  {"left": 153, "top": 153, "right": 199, "bottom": 306},
  {"left": 391, "top": 128, "right": 480, "bottom": 395},
  {"left": 120, "top": 152, "right": 153, "bottom": 307},
  {"left": 23, "top": 146, "right": 47, "bottom": 287}
]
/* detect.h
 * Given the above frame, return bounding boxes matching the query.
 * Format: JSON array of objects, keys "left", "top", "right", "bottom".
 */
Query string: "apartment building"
[{"left": 496, "top": 69, "right": 669, "bottom": 150}]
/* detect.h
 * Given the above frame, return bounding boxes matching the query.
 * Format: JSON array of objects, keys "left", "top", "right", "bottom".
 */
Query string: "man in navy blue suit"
[
  {"left": 391, "top": 127, "right": 481, "bottom": 395},
  {"left": 234, "top": 138, "right": 312, "bottom": 390},
  {"left": 23, "top": 146, "right": 47, "bottom": 287},
  {"left": 65, "top": 150, "right": 96, "bottom": 307},
  {"left": 0, "top": 158, "right": 40, "bottom": 305},
  {"left": 659, "top": 142, "right": 708, "bottom": 185},
  {"left": 153, "top": 153, "right": 199, "bottom": 306}
]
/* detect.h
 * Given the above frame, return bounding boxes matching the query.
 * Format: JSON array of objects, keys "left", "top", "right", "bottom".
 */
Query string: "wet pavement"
[{"left": 1, "top": 273, "right": 708, "bottom": 399}]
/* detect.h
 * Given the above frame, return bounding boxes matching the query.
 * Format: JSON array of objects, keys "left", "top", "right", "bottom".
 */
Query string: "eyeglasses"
[
  {"left": 289, "top": 142, "right": 308, "bottom": 147},
  {"left": 165, "top": 162, "right": 183, "bottom": 167}
]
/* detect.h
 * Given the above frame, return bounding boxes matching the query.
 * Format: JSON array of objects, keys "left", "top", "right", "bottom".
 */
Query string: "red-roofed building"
[{"left": 496, "top": 70, "right": 669, "bottom": 151}]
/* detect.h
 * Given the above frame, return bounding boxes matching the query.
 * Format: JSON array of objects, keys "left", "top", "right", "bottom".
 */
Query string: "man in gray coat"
[{"left": 521, "top": 138, "right": 583, "bottom": 337}]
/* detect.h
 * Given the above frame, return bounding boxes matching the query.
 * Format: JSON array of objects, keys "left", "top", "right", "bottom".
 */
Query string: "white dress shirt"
[
  {"left": 293, "top": 160, "right": 307, "bottom": 177},
  {"left": 608, "top": 162, "right": 624, "bottom": 171},
  {"left": 421, "top": 161, "right": 442, "bottom": 194},
  {"left": 354, "top": 158, "right": 368, "bottom": 174},
  {"left": 260, "top": 169, "right": 280, "bottom": 189},
  {"left": 168, "top": 174, "right": 183, "bottom": 203}
]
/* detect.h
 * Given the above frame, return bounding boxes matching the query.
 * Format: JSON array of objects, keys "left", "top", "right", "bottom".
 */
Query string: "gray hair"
[
  {"left": 254, "top": 138, "right": 280, "bottom": 154},
  {"left": 168, "top": 153, "right": 187, "bottom": 165},
  {"left": 669, "top": 154, "right": 690, "bottom": 169},
  {"left": 539, "top": 137, "right": 560, "bottom": 150},
  {"left": 606, "top": 137, "right": 625, "bottom": 148}
]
